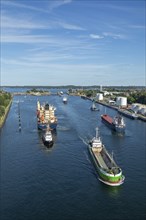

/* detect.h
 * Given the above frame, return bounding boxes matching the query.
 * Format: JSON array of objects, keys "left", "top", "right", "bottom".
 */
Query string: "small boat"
[
  {"left": 88, "top": 127, "right": 125, "bottom": 186},
  {"left": 42, "top": 130, "right": 54, "bottom": 147},
  {"left": 58, "top": 91, "right": 63, "bottom": 96},
  {"left": 90, "top": 101, "right": 99, "bottom": 111},
  {"left": 101, "top": 114, "right": 125, "bottom": 133},
  {"left": 63, "top": 96, "right": 67, "bottom": 104}
]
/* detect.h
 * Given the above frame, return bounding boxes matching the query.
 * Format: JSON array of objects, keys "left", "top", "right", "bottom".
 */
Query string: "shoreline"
[
  {"left": 81, "top": 96, "right": 146, "bottom": 122},
  {"left": 0, "top": 99, "right": 12, "bottom": 129}
]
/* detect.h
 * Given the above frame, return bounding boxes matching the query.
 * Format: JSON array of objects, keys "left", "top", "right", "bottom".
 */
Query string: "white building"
[
  {"left": 103, "top": 91, "right": 110, "bottom": 96},
  {"left": 131, "top": 103, "right": 146, "bottom": 115},
  {"left": 108, "top": 100, "right": 116, "bottom": 105},
  {"left": 116, "top": 97, "right": 127, "bottom": 107},
  {"left": 96, "top": 93, "right": 103, "bottom": 101}
]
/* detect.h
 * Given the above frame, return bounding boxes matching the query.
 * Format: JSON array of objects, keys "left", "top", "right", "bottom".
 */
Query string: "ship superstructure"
[{"left": 37, "top": 101, "right": 57, "bottom": 130}]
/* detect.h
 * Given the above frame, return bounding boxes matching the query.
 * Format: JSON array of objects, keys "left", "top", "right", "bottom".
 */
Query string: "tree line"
[
  {"left": 0, "top": 91, "right": 12, "bottom": 118},
  {"left": 74, "top": 89, "right": 146, "bottom": 105},
  {"left": 127, "top": 91, "right": 146, "bottom": 104}
]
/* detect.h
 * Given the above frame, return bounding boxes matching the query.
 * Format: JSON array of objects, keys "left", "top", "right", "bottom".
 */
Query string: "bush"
[
  {"left": 0, "top": 106, "right": 5, "bottom": 117},
  {"left": 0, "top": 91, "right": 12, "bottom": 118}
]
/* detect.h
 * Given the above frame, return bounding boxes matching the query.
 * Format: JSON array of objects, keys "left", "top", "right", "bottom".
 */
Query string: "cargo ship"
[
  {"left": 42, "top": 130, "right": 54, "bottom": 147},
  {"left": 101, "top": 114, "right": 125, "bottom": 132},
  {"left": 118, "top": 109, "right": 138, "bottom": 119},
  {"left": 88, "top": 128, "right": 125, "bottom": 186},
  {"left": 37, "top": 101, "right": 57, "bottom": 130}
]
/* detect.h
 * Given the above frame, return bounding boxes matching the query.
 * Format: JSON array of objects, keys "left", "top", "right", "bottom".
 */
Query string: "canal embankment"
[
  {"left": 0, "top": 99, "right": 12, "bottom": 129},
  {"left": 81, "top": 96, "right": 146, "bottom": 122}
]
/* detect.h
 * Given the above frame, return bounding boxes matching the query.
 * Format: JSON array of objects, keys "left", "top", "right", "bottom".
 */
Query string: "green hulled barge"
[{"left": 88, "top": 128, "right": 125, "bottom": 186}]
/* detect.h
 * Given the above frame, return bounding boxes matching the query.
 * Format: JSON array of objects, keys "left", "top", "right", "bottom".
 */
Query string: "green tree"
[
  {"left": 0, "top": 95, "right": 5, "bottom": 105},
  {"left": 0, "top": 106, "right": 5, "bottom": 117}
]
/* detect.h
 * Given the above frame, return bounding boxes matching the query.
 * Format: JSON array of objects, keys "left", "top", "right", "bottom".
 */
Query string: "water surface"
[{"left": 0, "top": 94, "right": 146, "bottom": 220}]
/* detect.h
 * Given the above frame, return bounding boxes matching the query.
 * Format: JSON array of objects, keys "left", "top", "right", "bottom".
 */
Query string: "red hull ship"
[{"left": 101, "top": 114, "right": 125, "bottom": 132}]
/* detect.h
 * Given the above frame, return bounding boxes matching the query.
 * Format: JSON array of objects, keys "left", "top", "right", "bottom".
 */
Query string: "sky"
[{"left": 0, "top": 0, "right": 146, "bottom": 86}]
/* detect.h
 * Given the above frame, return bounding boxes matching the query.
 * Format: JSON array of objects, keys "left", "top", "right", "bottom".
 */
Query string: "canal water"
[{"left": 0, "top": 94, "right": 146, "bottom": 220}]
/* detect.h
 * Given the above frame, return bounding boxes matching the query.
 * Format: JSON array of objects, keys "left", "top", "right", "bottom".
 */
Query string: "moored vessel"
[
  {"left": 37, "top": 101, "right": 57, "bottom": 130},
  {"left": 101, "top": 114, "right": 125, "bottom": 132},
  {"left": 88, "top": 128, "right": 125, "bottom": 186},
  {"left": 118, "top": 109, "right": 138, "bottom": 119}
]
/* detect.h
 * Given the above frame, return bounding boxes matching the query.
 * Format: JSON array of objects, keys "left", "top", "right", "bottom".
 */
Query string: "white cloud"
[
  {"left": 48, "top": 0, "right": 72, "bottom": 10},
  {"left": 90, "top": 34, "right": 104, "bottom": 39},
  {"left": 90, "top": 32, "right": 126, "bottom": 40},
  {"left": 2, "top": 0, "right": 72, "bottom": 12},
  {"left": 1, "top": 34, "right": 89, "bottom": 49},
  {"left": 1, "top": 14, "right": 47, "bottom": 29},
  {"left": 1, "top": 35, "right": 54, "bottom": 43},
  {"left": 57, "top": 21, "right": 86, "bottom": 30},
  {"left": 129, "top": 25, "right": 146, "bottom": 29},
  {"left": 1, "top": 0, "right": 49, "bottom": 13},
  {"left": 103, "top": 32, "right": 126, "bottom": 39},
  {"left": 1, "top": 11, "right": 85, "bottom": 31}
]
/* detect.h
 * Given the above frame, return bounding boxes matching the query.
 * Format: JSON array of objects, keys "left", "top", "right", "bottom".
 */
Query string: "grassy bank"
[
  {"left": 0, "top": 99, "right": 12, "bottom": 128},
  {"left": 0, "top": 90, "right": 12, "bottom": 128}
]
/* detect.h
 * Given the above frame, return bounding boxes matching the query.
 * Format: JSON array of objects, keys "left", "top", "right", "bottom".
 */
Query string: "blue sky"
[{"left": 1, "top": 0, "right": 145, "bottom": 86}]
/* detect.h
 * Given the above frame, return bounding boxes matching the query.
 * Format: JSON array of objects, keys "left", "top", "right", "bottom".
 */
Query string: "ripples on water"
[{"left": 0, "top": 95, "right": 146, "bottom": 220}]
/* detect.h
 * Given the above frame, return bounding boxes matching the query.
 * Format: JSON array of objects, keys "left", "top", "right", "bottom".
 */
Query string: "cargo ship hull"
[
  {"left": 101, "top": 114, "right": 125, "bottom": 133},
  {"left": 101, "top": 116, "right": 115, "bottom": 130},
  {"left": 88, "top": 146, "right": 125, "bottom": 186},
  {"left": 38, "top": 122, "right": 57, "bottom": 131}
]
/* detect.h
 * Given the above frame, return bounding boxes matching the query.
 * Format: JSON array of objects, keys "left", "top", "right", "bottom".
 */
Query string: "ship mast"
[
  {"left": 95, "top": 127, "right": 99, "bottom": 138},
  {"left": 111, "top": 151, "right": 114, "bottom": 166}
]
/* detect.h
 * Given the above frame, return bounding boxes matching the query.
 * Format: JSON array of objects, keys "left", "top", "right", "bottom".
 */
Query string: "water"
[{"left": 0, "top": 94, "right": 146, "bottom": 220}]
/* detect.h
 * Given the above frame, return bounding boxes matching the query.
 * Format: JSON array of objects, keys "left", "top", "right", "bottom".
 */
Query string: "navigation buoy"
[
  {"left": 18, "top": 101, "right": 22, "bottom": 131},
  {"left": 19, "top": 125, "right": 21, "bottom": 132}
]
